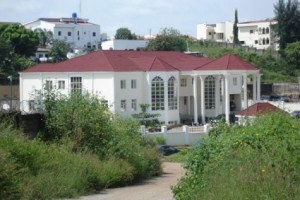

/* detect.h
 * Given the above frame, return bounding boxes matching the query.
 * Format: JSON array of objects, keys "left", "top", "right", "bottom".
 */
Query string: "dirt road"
[{"left": 79, "top": 162, "right": 185, "bottom": 200}]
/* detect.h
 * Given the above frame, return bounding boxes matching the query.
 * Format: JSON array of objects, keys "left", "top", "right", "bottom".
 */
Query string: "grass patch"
[{"left": 163, "top": 146, "right": 190, "bottom": 163}]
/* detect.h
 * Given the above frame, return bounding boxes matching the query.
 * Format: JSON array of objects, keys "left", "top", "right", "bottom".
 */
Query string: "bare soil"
[{"left": 78, "top": 162, "right": 185, "bottom": 200}]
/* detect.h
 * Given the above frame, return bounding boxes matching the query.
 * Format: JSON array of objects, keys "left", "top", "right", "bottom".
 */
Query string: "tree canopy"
[
  {"left": 233, "top": 9, "right": 239, "bottom": 44},
  {"left": 114, "top": 27, "right": 137, "bottom": 40},
  {"left": 146, "top": 28, "right": 187, "bottom": 51},
  {"left": 49, "top": 40, "right": 70, "bottom": 63},
  {"left": 0, "top": 24, "right": 39, "bottom": 57},
  {"left": 284, "top": 41, "right": 300, "bottom": 68},
  {"left": 34, "top": 28, "right": 53, "bottom": 47},
  {"left": 0, "top": 24, "right": 38, "bottom": 76},
  {"left": 274, "top": 0, "right": 300, "bottom": 50}
]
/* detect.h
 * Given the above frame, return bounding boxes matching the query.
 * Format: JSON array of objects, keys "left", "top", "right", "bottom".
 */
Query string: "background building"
[
  {"left": 101, "top": 39, "right": 149, "bottom": 50},
  {"left": 196, "top": 21, "right": 233, "bottom": 43},
  {"left": 24, "top": 13, "right": 101, "bottom": 50}
]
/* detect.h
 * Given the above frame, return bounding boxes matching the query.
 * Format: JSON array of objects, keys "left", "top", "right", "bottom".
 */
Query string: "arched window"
[
  {"left": 262, "top": 28, "right": 266, "bottom": 34},
  {"left": 151, "top": 76, "right": 164, "bottom": 110},
  {"left": 263, "top": 38, "right": 266, "bottom": 45},
  {"left": 259, "top": 28, "right": 262, "bottom": 33},
  {"left": 266, "top": 27, "right": 270, "bottom": 34},
  {"left": 205, "top": 76, "right": 215, "bottom": 109},
  {"left": 266, "top": 38, "right": 270, "bottom": 44},
  {"left": 168, "top": 76, "right": 177, "bottom": 110}
]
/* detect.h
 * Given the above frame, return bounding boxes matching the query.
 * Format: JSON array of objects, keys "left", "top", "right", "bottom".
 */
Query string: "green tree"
[
  {"left": 284, "top": 41, "right": 300, "bottom": 68},
  {"left": 0, "top": 24, "right": 39, "bottom": 57},
  {"left": 146, "top": 27, "right": 186, "bottom": 51},
  {"left": 49, "top": 40, "right": 70, "bottom": 62},
  {"left": 233, "top": 9, "right": 239, "bottom": 44},
  {"left": 34, "top": 28, "right": 53, "bottom": 47},
  {"left": 115, "top": 27, "right": 136, "bottom": 40},
  {"left": 274, "top": 0, "right": 300, "bottom": 50}
]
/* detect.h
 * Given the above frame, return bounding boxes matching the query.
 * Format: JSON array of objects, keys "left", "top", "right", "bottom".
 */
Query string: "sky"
[{"left": 0, "top": 0, "right": 278, "bottom": 37}]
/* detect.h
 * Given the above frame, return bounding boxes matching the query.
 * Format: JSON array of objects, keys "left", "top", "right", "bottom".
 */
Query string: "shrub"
[{"left": 173, "top": 112, "right": 300, "bottom": 200}]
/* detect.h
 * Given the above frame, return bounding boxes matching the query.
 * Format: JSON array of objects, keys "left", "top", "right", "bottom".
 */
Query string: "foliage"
[
  {"left": 189, "top": 40, "right": 297, "bottom": 83},
  {"left": 173, "top": 112, "right": 300, "bottom": 199},
  {"left": 154, "top": 135, "right": 166, "bottom": 145},
  {"left": 49, "top": 39, "right": 70, "bottom": 62},
  {"left": 146, "top": 27, "right": 187, "bottom": 51},
  {"left": 0, "top": 123, "right": 135, "bottom": 199},
  {"left": 274, "top": 0, "right": 300, "bottom": 50},
  {"left": 163, "top": 147, "right": 189, "bottom": 163},
  {"left": 38, "top": 89, "right": 162, "bottom": 181},
  {"left": 132, "top": 104, "right": 161, "bottom": 127},
  {"left": 284, "top": 41, "right": 300, "bottom": 68},
  {"left": 114, "top": 27, "right": 137, "bottom": 40},
  {"left": 34, "top": 28, "right": 53, "bottom": 47},
  {"left": 233, "top": 9, "right": 239, "bottom": 44},
  {"left": 0, "top": 24, "right": 39, "bottom": 57}
]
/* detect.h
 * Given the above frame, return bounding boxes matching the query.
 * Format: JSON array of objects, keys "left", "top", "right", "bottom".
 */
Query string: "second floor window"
[
  {"left": 58, "top": 80, "right": 65, "bottom": 89},
  {"left": 120, "top": 80, "right": 126, "bottom": 89},
  {"left": 68, "top": 32, "right": 71, "bottom": 36},
  {"left": 131, "top": 79, "right": 137, "bottom": 89},
  {"left": 180, "top": 78, "right": 187, "bottom": 87},
  {"left": 58, "top": 31, "right": 61, "bottom": 36}
]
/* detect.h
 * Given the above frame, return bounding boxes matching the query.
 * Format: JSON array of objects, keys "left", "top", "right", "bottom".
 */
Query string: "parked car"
[
  {"left": 261, "top": 95, "right": 270, "bottom": 101},
  {"left": 157, "top": 145, "right": 180, "bottom": 156},
  {"left": 291, "top": 110, "right": 300, "bottom": 118}
]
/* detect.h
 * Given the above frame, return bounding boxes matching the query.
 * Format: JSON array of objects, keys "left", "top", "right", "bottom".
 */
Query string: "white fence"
[{"left": 141, "top": 125, "right": 210, "bottom": 146}]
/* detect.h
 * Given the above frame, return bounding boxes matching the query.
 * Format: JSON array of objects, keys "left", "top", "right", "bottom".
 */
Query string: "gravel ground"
[{"left": 78, "top": 162, "right": 185, "bottom": 200}]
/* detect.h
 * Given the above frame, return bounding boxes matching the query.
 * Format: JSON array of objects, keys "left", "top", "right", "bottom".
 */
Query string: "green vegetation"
[
  {"left": 49, "top": 40, "right": 70, "bottom": 62},
  {"left": 189, "top": 41, "right": 297, "bottom": 83},
  {"left": 0, "top": 91, "right": 162, "bottom": 199},
  {"left": 163, "top": 146, "right": 189, "bottom": 163},
  {"left": 233, "top": 9, "right": 239, "bottom": 44},
  {"left": 172, "top": 112, "right": 300, "bottom": 200},
  {"left": 114, "top": 27, "right": 138, "bottom": 40},
  {"left": 146, "top": 28, "right": 187, "bottom": 51}
]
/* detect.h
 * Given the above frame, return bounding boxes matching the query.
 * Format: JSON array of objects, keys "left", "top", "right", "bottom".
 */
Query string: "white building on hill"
[
  {"left": 19, "top": 51, "right": 261, "bottom": 124},
  {"left": 196, "top": 21, "right": 233, "bottom": 43},
  {"left": 24, "top": 14, "right": 100, "bottom": 50},
  {"left": 238, "top": 19, "right": 278, "bottom": 50},
  {"left": 101, "top": 39, "right": 149, "bottom": 50}
]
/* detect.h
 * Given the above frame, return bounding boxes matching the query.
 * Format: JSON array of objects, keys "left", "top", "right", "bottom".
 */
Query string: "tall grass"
[{"left": 173, "top": 112, "right": 300, "bottom": 200}]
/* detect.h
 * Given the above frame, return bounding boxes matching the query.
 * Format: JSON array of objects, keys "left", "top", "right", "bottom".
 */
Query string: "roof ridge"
[
  {"left": 149, "top": 56, "right": 157, "bottom": 71},
  {"left": 156, "top": 57, "right": 181, "bottom": 71},
  {"left": 226, "top": 54, "right": 231, "bottom": 70}
]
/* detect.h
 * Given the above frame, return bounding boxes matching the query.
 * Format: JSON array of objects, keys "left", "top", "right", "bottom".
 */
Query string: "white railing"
[{"left": 140, "top": 124, "right": 210, "bottom": 146}]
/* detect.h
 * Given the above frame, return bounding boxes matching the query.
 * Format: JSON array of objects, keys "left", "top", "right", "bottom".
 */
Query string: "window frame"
[
  {"left": 121, "top": 99, "right": 127, "bottom": 111},
  {"left": 58, "top": 80, "right": 65, "bottom": 90},
  {"left": 131, "top": 79, "right": 137, "bottom": 89},
  {"left": 168, "top": 76, "right": 178, "bottom": 110},
  {"left": 131, "top": 99, "right": 137, "bottom": 111},
  {"left": 70, "top": 77, "right": 82, "bottom": 94},
  {"left": 120, "top": 80, "right": 126, "bottom": 89},
  {"left": 151, "top": 76, "right": 164, "bottom": 111},
  {"left": 205, "top": 76, "right": 216, "bottom": 109}
]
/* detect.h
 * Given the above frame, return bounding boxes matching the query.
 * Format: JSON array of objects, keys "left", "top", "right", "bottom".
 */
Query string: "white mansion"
[{"left": 19, "top": 51, "right": 261, "bottom": 124}]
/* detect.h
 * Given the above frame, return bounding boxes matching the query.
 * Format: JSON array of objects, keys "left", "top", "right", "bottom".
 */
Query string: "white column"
[
  {"left": 200, "top": 76, "right": 206, "bottom": 125},
  {"left": 164, "top": 78, "right": 169, "bottom": 124},
  {"left": 253, "top": 75, "right": 257, "bottom": 103},
  {"left": 215, "top": 76, "right": 221, "bottom": 116},
  {"left": 257, "top": 74, "right": 261, "bottom": 101},
  {"left": 193, "top": 76, "right": 198, "bottom": 124},
  {"left": 225, "top": 74, "right": 230, "bottom": 124},
  {"left": 243, "top": 73, "right": 248, "bottom": 109}
]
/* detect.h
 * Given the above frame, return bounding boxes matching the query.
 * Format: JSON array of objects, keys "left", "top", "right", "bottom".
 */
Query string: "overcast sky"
[{"left": 0, "top": 0, "right": 278, "bottom": 37}]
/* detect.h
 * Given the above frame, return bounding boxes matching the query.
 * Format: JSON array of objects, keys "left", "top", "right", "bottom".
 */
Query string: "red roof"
[
  {"left": 195, "top": 54, "right": 258, "bottom": 71},
  {"left": 22, "top": 51, "right": 258, "bottom": 73},
  {"left": 236, "top": 102, "right": 282, "bottom": 116}
]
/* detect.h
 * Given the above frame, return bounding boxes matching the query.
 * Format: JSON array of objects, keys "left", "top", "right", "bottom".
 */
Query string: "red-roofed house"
[
  {"left": 236, "top": 102, "right": 283, "bottom": 124},
  {"left": 19, "top": 51, "right": 261, "bottom": 124}
]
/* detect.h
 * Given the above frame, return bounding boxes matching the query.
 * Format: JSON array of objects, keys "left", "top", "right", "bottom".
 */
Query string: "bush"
[{"left": 173, "top": 112, "right": 300, "bottom": 200}]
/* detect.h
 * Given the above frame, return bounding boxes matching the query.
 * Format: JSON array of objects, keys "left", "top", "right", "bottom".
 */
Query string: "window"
[
  {"left": 93, "top": 32, "right": 96, "bottom": 37},
  {"left": 208, "top": 32, "right": 212, "bottom": 35},
  {"left": 58, "top": 80, "right": 65, "bottom": 89},
  {"left": 240, "top": 41, "right": 245, "bottom": 45},
  {"left": 168, "top": 77, "right": 177, "bottom": 110},
  {"left": 220, "top": 78, "right": 223, "bottom": 102},
  {"left": 58, "top": 31, "right": 61, "bottom": 36},
  {"left": 250, "top": 30, "right": 254, "bottom": 34},
  {"left": 266, "top": 38, "right": 270, "bottom": 44},
  {"left": 266, "top": 27, "right": 270, "bottom": 34},
  {"left": 120, "top": 80, "right": 126, "bottom": 89},
  {"left": 233, "top": 77, "right": 238, "bottom": 86},
  {"left": 131, "top": 99, "right": 137, "bottom": 111},
  {"left": 70, "top": 77, "right": 82, "bottom": 94},
  {"left": 180, "top": 78, "right": 187, "bottom": 87},
  {"left": 68, "top": 32, "right": 71, "bottom": 36},
  {"left": 45, "top": 80, "right": 52, "bottom": 90},
  {"left": 29, "top": 100, "right": 35, "bottom": 111},
  {"left": 263, "top": 38, "right": 266, "bottom": 45},
  {"left": 101, "top": 100, "right": 108, "bottom": 107},
  {"left": 151, "top": 76, "right": 164, "bottom": 111},
  {"left": 255, "top": 40, "right": 258, "bottom": 44},
  {"left": 262, "top": 28, "right": 265, "bottom": 34},
  {"left": 77, "top": 31, "right": 80, "bottom": 36},
  {"left": 121, "top": 100, "right": 126, "bottom": 111},
  {"left": 205, "top": 76, "right": 215, "bottom": 109},
  {"left": 131, "top": 79, "right": 137, "bottom": 89},
  {"left": 183, "top": 96, "right": 187, "bottom": 105}
]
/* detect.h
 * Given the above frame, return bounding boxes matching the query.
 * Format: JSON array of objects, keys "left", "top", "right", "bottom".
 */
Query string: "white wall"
[{"left": 102, "top": 39, "right": 149, "bottom": 50}]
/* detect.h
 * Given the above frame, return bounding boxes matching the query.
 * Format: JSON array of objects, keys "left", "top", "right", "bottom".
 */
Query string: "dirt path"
[{"left": 79, "top": 162, "right": 185, "bottom": 200}]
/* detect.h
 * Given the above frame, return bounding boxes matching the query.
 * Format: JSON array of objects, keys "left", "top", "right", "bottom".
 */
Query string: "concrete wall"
[{"left": 102, "top": 40, "right": 149, "bottom": 50}]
